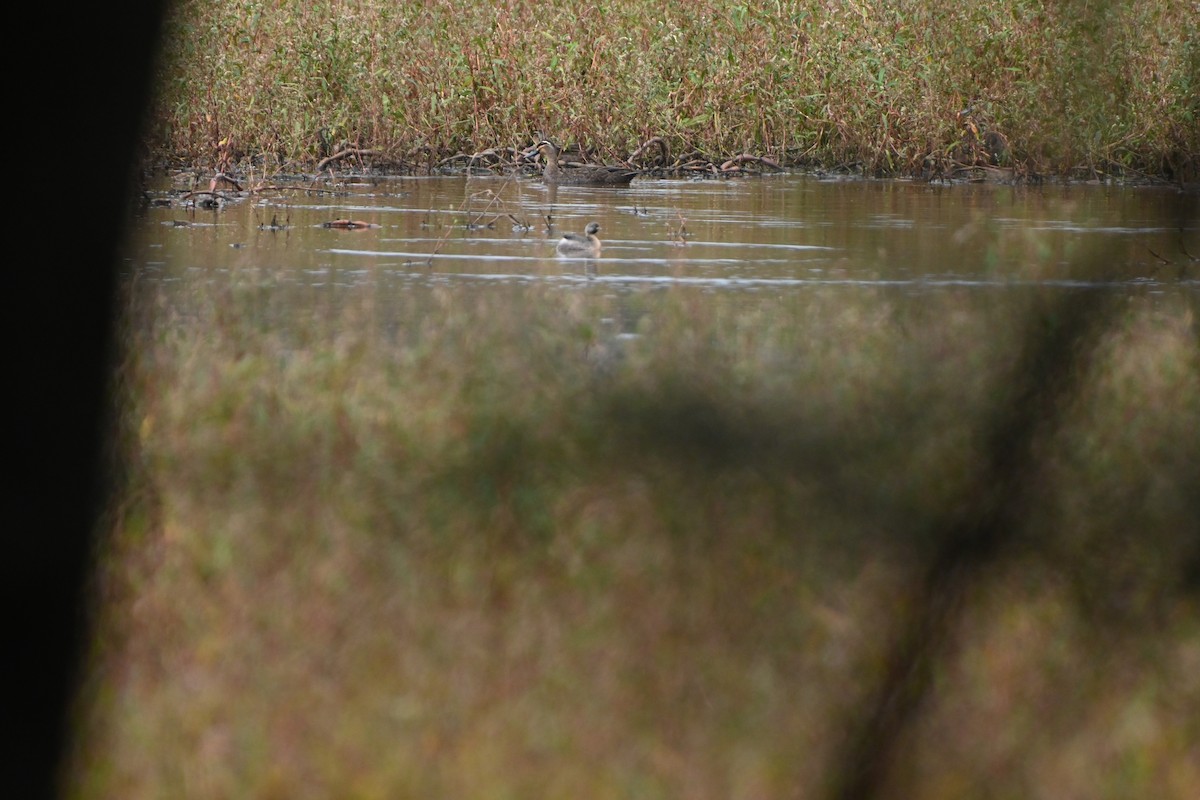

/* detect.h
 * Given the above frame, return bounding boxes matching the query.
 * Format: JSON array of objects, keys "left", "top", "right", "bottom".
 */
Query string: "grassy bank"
[{"left": 147, "top": 0, "right": 1198, "bottom": 180}]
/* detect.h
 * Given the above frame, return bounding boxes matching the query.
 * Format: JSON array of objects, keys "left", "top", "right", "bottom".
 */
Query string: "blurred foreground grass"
[{"left": 67, "top": 270, "right": 1198, "bottom": 798}]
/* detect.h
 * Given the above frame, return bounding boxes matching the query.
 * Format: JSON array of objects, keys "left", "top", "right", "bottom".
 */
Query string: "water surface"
[{"left": 128, "top": 173, "right": 1197, "bottom": 310}]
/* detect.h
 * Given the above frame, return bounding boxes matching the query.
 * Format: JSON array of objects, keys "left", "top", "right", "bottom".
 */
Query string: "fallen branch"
[
  {"left": 209, "top": 172, "right": 243, "bottom": 192},
  {"left": 179, "top": 189, "right": 227, "bottom": 201},
  {"left": 315, "top": 147, "right": 379, "bottom": 173},
  {"left": 437, "top": 153, "right": 476, "bottom": 168}
]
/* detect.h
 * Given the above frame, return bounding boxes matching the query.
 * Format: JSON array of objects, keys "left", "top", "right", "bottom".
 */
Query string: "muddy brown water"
[{"left": 126, "top": 173, "right": 1197, "bottom": 318}]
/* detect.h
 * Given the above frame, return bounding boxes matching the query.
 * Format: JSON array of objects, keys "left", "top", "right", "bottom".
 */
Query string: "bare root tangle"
[
  {"left": 466, "top": 146, "right": 521, "bottom": 168},
  {"left": 682, "top": 160, "right": 721, "bottom": 175},
  {"left": 437, "top": 148, "right": 528, "bottom": 176},
  {"left": 628, "top": 136, "right": 672, "bottom": 168},
  {"left": 429, "top": 137, "right": 782, "bottom": 180},
  {"left": 212, "top": 132, "right": 811, "bottom": 182},
  {"left": 315, "top": 147, "right": 380, "bottom": 173},
  {"left": 719, "top": 154, "right": 782, "bottom": 173}
]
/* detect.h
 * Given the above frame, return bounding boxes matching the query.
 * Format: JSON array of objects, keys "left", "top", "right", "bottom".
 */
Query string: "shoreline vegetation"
[{"left": 149, "top": 0, "right": 1197, "bottom": 184}]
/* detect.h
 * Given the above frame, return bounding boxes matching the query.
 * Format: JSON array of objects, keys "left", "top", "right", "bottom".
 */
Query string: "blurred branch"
[{"left": 826, "top": 282, "right": 1122, "bottom": 799}]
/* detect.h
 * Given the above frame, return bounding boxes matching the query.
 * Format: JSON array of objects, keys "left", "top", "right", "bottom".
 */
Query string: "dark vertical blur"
[
  {"left": 826, "top": 283, "right": 1119, "bottom": 800},
  {"left": 14, "top": 5, "right": 167, "bottom": 797},
  {"left": 822, "top": 0, "right": 1199, "bottom": 790}
]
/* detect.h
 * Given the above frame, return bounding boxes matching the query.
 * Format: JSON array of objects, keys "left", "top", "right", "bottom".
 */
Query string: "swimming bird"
[
  {"left": 556, "top": 221, "right": 602, "bottom": 256},
  {"left": 531, "top": 140, "right": 639, "bottom": 186}
]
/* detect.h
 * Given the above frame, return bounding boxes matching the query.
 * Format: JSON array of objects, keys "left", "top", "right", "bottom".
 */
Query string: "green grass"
[{"left": 147, "top": 0, "right": 1198, "bottom": 180}]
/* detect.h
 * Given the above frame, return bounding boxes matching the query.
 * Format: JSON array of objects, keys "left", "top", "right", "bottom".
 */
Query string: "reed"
[{"left": 148, "top": 0, "right": 1198, "bottom": 180}]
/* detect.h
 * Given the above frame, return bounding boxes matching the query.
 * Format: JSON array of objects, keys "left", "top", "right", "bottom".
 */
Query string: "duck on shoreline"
[{"left": 531, "top": 140, "right": 639, "bottom": 186}]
